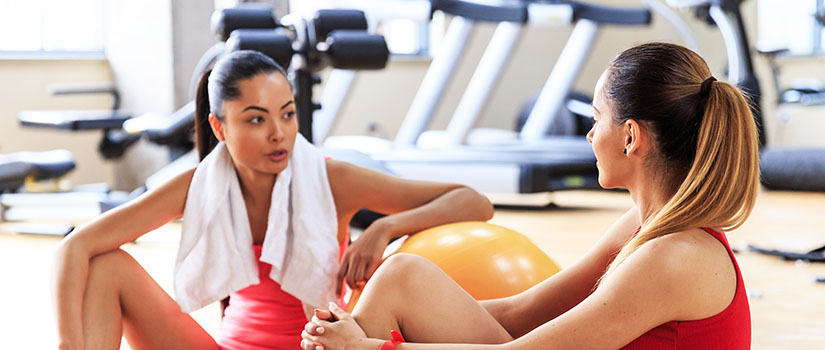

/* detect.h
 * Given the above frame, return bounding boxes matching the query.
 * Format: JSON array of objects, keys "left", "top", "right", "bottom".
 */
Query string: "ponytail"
[
  {"left": 603, "top": 80, "right": 759, "bottom": 278},
  {"left": 194, "top": 69, "right": 219, "bottom": 161}
]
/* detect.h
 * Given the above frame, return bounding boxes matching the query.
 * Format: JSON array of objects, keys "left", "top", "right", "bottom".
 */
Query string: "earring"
[{"left": 623, "top": 149, "right": 627, "bottom": 154}]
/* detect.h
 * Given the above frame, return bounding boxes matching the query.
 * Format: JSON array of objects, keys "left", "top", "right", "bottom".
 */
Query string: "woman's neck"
[
  {"left": 234, "top": 165, "right": 277, "bottom": 207},
  {"left": 627, "top": 169, "right": 672, "bottom": 224}
]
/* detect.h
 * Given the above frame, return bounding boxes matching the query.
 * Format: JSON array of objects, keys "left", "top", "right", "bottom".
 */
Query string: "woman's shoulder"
[
  {"left": 324, "top": 158, "right": 353, "bottom": 192},
  {"left": 138, "top": 167, "right": 197, "bottom": 214},
  {"left": 324, "top": 158, "right": 347, "bottom": 177},
  {"left": 141, "top": 167, "right": 196, "bottom": 198},
  {"left": 324, "top": 158, "right": 363, "bottom": 213},
  {"left": 161, "top": 167, "right": 197, "bottom": 197},
  {"left": 631, "top": 228, "right": 737, "bottom": 320},
  {"left": 642, "top": 228, "right": 726, "bottom": 258},
  {"left": 633, "top": 228, "right": 729, "bottom": 272}
]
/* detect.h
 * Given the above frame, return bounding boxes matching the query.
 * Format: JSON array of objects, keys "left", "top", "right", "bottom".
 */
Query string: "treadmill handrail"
[
  {"left": 431, "top": 0, "right": 528, "bottom": 23},
  {"left": 432, "top": 0, "right": 650, "bottom": 26},
  {"left": 566, "top": 1, "right": 651, "bottom": 25}
]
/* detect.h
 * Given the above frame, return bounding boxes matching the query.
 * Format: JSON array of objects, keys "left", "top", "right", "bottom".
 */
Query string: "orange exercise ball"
[
  {"left": 345, "top": 222, "right": 560, "bottom": 311},
  {"left": 397, "top": 221, "right": 561, "bottom": 300}
]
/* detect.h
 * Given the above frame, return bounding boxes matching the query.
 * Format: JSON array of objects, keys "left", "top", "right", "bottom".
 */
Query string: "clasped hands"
[{"left": 301, "top": 302, "right": 368, "bottom": 350}]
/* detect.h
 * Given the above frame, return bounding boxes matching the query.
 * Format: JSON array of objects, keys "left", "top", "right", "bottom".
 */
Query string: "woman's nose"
[{"left": 270, "top": 122, "right": 285, "bottom": 142}]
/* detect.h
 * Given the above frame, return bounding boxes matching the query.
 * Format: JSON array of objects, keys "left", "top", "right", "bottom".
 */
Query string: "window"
[
  {"left": 758, "top": 0, "right": 825, "bottom": 55},
  {"left": 374, "top": 15, "right": 433, "bottom": 57},
  {"left": 0, "top": 0, "right": 105, "bottom": 55}
]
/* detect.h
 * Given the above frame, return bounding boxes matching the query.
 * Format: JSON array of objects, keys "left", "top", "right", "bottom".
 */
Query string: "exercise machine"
[{"left": 324, "top": 0, "right": 654, "bottom": 205}]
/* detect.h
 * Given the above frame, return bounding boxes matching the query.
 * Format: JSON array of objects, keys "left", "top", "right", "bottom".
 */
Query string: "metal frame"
[{"left": 394, "top": 16, "right": 475, "bottom": 146}]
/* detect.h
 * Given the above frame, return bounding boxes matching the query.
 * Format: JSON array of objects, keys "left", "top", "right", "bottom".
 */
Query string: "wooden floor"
[{"left": 1, "top": 189, "right": 823, "bottom": 349}]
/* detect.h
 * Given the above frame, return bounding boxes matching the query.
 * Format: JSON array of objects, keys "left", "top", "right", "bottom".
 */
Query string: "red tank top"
[
  {"left": 621, "top": 228, "right": 751, "bottom": 349},
  {"left": 218, "top": 239, "right": 348, "bottom": 350}
]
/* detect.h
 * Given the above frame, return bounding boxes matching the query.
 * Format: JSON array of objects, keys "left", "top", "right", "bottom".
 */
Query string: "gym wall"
[
  {"left": 0, "top": 59, "right": 116, "bottom": 187},
  {"left": 103, "top": 0, "right": 215, "bottom": 190}
]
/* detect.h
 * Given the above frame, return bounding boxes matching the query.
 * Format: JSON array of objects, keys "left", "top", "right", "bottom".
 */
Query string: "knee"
[
  {"left": 88, "top": 249, "right": 137, "bottom": 283},
  {"left": 374, "top": 253, "right": 435, "bottom": 287},
  {"left": 357, "top": 254, "right": 432, "bottom": 310},
  {"left": 383, "top": 253, "right": 428, "bottom": 271}
]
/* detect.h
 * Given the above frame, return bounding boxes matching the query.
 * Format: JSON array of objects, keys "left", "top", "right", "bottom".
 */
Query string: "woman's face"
[
  {"left": 213, "top": 72, "right": 298, "bottom": 176},
  {"left": 587, "top": 69, "right": 631, "bottom": 189}
]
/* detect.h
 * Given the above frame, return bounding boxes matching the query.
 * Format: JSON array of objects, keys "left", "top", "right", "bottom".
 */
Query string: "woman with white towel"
[{"left": 51, "top": 50, "right": 494, "bottom": 350}]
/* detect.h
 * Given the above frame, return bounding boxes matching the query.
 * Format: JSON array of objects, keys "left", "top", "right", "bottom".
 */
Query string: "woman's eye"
[
  {"left": 284, "top": 111, "right": 295, "bottom": 119},
  {"left": 249, "top": 116, "right": 265, "bottom": 124}
]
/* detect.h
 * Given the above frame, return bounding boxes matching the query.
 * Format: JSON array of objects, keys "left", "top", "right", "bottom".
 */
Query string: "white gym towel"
[{"left": 173, "top": 135, "right": 339, "bottom": 313}]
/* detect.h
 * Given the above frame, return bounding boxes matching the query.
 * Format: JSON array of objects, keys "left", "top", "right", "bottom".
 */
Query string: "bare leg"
[
  {"left": 352, "top": 253, "right": 513, "bottom": 344},
  {"left": 82, "top": 249, "right": 218, "bottom": 350}
]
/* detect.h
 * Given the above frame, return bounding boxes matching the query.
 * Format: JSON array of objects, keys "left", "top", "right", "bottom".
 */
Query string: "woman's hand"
[
  {"left": 336, "top": 219, "right": 393, "bottom": 293},
  {"left": 301, "top": 308, "right": 333, "bottom": 350},
  {"left": 301, "top": 303, "right": 370, "bottom": 350}
]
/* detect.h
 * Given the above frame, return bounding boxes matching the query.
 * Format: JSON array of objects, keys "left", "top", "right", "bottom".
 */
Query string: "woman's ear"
[
  {"left": 208, "top": 113, "right": 225, "bottom": 141},
  {"left": 623, "top": 119, "right": 646, "bottom": 156}
]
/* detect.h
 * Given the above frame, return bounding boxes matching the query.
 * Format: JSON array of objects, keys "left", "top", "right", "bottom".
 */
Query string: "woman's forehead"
[
  {"left": 594, "top": 70, "right": 611, "bottom": 96},
  {"left": 239, "top": 73, "right": 290, "bottom": 93},
  {"left": 230, "top": 74, "right": 292, "bottom": 106},
  {"left": 592, "top": 72, "right": 610, "bottom": 106}
]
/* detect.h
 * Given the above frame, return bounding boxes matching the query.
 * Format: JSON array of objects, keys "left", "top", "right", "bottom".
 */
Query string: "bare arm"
[
  {"left": 52, "top": 168, "right": 195, "bottom": 349},
  {"left": 327, "top": 159, "right": 493, "bottom": 288},
  {"left": 481, "top": 207, "right": 640, "bottom": 338},
  {"left": 328, "top": 159, "right": 493, "bottom": 235}
]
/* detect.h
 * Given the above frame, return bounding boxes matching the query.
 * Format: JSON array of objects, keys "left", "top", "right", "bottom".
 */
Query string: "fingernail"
[{"left": 316, "top": 327, "right": 324, "bottom": 334}]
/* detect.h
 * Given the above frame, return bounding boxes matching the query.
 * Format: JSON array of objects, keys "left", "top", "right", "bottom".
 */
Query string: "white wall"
[
  {"left": 104, "top": 0, "right": 215, "bottom": 190},
  {"left": 172, "top": 0, "right": 219, "bottom": 107}
]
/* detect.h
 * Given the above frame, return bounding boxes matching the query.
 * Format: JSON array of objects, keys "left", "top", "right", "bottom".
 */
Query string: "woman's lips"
[{"left": 268, "top": 150, "right": 288, "bottom": 162}]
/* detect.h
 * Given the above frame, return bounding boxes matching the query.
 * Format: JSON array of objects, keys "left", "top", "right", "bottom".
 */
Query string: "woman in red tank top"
[
  {"left": 52, "top": 51, "right": 496, "bottom": 350},
  {"left": 302, "top": 42, "right": 759, "bottom": 350}
]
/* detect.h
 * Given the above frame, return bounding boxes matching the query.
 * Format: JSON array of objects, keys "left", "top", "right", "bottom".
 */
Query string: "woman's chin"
[
  {"left": 253, "top": 162, "right": 287, "bottom": 176},
  {"left": 597, "top": 176, "right": 619, "bottom": 190}
]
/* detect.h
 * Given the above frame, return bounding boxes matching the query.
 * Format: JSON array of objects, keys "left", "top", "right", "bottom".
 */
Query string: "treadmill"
[{"left": 323, "top": 0, "right": 652, "bottom": 200}]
